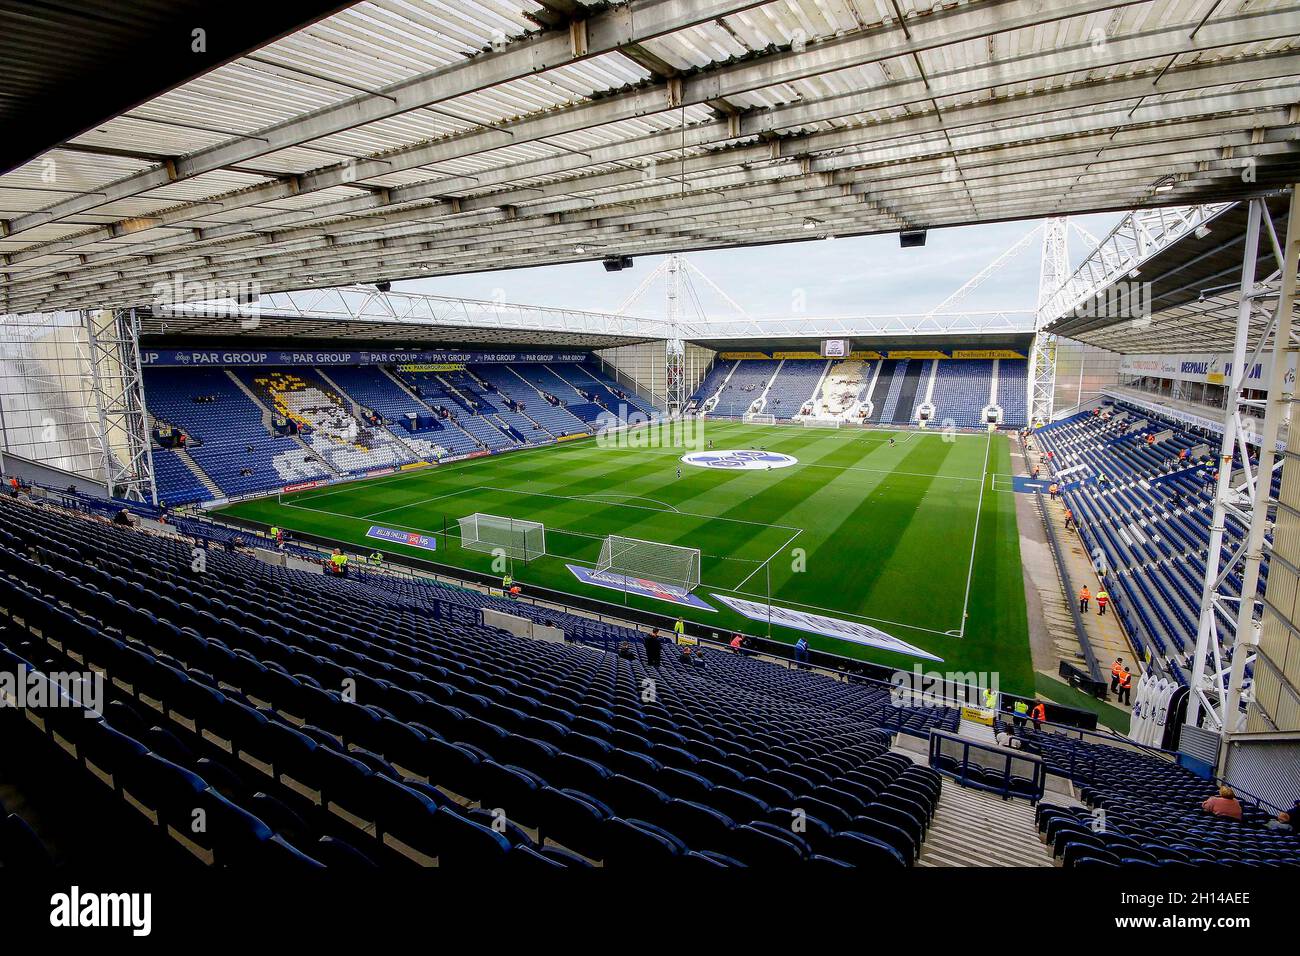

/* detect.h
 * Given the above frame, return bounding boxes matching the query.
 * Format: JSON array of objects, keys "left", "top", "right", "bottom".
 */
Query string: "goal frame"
[
  {"left": 802, "top": 417, "right": 842, "bottom": 429},
  {"left": 458, "top": 512, "right": 546, "bottom": 563},
  {"left": 743, "top": 412, "right": 777, "bottom": 425},
  {"left": 596, "top": 534, "right": 702, "bottom": 592}
]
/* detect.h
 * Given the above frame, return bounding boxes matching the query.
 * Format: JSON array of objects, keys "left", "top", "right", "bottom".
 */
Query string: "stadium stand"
[
  {"left": 691, "top": 356, "right": 1027, "bottom": 426},
  {"left": 0, "top": 491, "right": 955, "bottom": 867},
  {"left": 1033, "top": 404, "right": 1268, "bottom": 684},
  {"left": 234, "top": 368, "right": 424, "bottom": 476},
  {"left": 143, "top": 361, "right": 660, "bottom": 505},
  {"left": 143, "top": 367, "right": 331, "bottom": 501},
  {"left": 996, "top": 360, "right": 1029, "bottom": 426},
  {"left": 546, "top": 363, "right": 655, "bottom": 421},
  {"left": 762, "top": 359, "right": 827, "bottom": 420},
  {"left": 808, "top": 359, "right": 873, "bottom": 419},
  {"left": 477, "top": 366, "right": 589, "bottom": 437},
  {"left": 929, "top": 360, "right": 995, "bottom": 428},
  {"left": 701, "top": 360, "right": 772, "bottom": 417},
  {"left": 469, "top": 366, "right": 587, "bottom": 439},
  {"left": 1013, "top": 723, "right": 1299, "bottom": 867},
  {"left": 688, "top": 360, "right": 736, "bottom": 413}
]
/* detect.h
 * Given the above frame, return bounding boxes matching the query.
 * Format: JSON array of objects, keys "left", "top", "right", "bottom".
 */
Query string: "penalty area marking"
[{"left": 276, "top": 493, "right": 962, "bottom": 641}]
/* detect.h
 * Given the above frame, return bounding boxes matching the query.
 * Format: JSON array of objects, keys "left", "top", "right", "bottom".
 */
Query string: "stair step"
[{"left": 916, "top": 779, "right": 1058, "bottom": 868}]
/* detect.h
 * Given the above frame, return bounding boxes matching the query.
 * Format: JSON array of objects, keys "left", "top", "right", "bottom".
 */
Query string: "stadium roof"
[
  {"left": 1043, "top": 195, "right": 1294, "bottom": 352},
  {"left": 2, "top": 0, "right": 1299, "bottom": 320}
]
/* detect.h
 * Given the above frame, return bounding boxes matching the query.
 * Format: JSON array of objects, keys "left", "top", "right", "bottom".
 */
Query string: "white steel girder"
[
  {"left": 1039, "top": 203, "right": 1236, "bottom": 326},
  {"left": 1028, "top": 218, "right": 1070, "bottom": 425},
  {"left": 1186, "top": 190, "right": 1299, "bottom": 757}
]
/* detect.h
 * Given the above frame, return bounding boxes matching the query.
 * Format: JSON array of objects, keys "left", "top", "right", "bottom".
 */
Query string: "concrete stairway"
[{"left": 917, "top": 782, "right": 1057, "bottom": 867}]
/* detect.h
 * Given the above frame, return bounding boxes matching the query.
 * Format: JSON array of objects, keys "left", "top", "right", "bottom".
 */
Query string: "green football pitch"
[{"left": 218, "top": 422, "right": 1033, "bottom": 694}]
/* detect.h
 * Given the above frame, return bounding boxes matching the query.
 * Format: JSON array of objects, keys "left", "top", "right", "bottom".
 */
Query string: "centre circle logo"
[{"left": 680, "top": 450, "right": 799, "bottom": 470}]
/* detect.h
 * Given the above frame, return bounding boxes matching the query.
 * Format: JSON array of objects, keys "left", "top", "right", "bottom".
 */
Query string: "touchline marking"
[
  {"left": 705, "top": 583, "right": 961, "bottom": 639},
  {"left": 956, "top": 429, "right": 994, "bottom": 640}
]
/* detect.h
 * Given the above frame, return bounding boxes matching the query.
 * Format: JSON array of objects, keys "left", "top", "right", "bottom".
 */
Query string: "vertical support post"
[
  {"left": 83, "top": 307, "right": 158, "bottom": 504},
  {"left": 1031, "top": 217, "right": 1069, "bottom": 424},
  {"left": 665, "top": 255, "right": 686, "bottom": 416},
  {"left": 1217, "top": 187, "right": 1300, "bottom": 765},
  {"left": 1187, "top": 198, "right": 1265, "bottom": 733}
]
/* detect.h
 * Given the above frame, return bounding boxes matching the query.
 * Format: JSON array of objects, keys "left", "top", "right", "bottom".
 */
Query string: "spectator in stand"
[
  {"left": 1265, "top": 811, "right": 1292, "bottom": 833},
  {"left": 1201, "top": 786, "right": 1243, "bottom": 821},
  {"left": 994, "top": 725, "right": 1023, "bottom": 749},
  {"left": 730, "top": 633, "right": 744, "bottom": 654},
  {"left": 643, "top": 628, "right": 662, "bottom": 669}
]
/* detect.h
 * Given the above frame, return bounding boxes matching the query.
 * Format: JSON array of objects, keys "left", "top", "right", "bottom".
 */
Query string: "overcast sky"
[{"left": 395, "top": 212, "right": 1124, "bottom": 320}]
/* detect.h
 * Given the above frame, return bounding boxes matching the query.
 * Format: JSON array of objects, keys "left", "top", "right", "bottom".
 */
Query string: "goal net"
[
  {"left": 803, "top": 417, "right": 841, "bottom": 429},
  {"left": 743, "top": 412, "right": 777, "bottom": 425},
  {"left": 596, "top": 535, "right": 701, "bottom": 592},
  {"left": 457, "top": 513, "right": 546, "bottom": 561}
]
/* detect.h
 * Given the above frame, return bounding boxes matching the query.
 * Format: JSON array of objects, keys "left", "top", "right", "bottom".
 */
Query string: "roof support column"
[
  {"left": 1186, "top": 195, "right": 1285, "bottom": 743},
  {"left": 1216, "top": 186, "right": 1300, "bottom": 770}
]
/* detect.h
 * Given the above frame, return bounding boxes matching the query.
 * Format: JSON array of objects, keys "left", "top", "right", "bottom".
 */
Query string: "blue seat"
[
  {"left": 603, "top": 817, "right": 685, "bottom": 865},
  {"left": 434, "top": 807, "right": 511, "bottom": 864}
]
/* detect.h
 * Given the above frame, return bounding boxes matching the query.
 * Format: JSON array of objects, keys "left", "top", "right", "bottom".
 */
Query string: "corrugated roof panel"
[{"left": 2, "top": 0, "right": 1297, "bottom": 316}]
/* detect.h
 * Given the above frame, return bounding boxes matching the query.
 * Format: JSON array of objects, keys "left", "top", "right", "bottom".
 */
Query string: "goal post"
[
  {"left": 457, "top": 512, "right": 546, "bottom": 561},
  {"left": 596, "top": 535, "right": 701, "bottom": 592},
  {"left": 802, "top": 417, "right": 841, "bottom": 429},
  {"left": 743, "top": 412, "right": 777, "bottom": 425}
]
